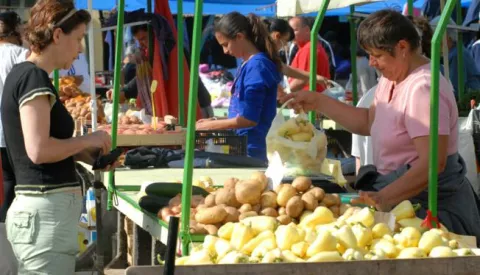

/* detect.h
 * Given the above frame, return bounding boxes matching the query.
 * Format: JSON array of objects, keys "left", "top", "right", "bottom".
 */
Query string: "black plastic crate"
[{"left": 195, "top": 130, "right": 247, "bottom": 156}]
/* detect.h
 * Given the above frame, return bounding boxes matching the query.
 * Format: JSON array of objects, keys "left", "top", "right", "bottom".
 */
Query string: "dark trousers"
[{"left": 0, "top": 148, "right": 15, "bottom": 222}]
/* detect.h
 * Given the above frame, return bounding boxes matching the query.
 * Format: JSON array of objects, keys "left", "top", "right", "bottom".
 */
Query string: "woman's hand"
[
  {"left": 351, "top": 191, "right": 392, "bottom": 212},
  {"left": 196, "top": 119, "right": 214, "bottom": 130},
  {"left": 281, "top": 91, "right": 323, "bottom": 113},
  {"left": 84, "top": 131, "right": 112, "bottom": 154},
  {"left": 316, "top": 75, "right": 330, "bottom": 88}
]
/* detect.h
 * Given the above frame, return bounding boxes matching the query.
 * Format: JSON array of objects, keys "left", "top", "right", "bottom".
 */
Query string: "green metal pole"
[
  {"left": 181, "top": 0, "right": 203, "bottom": 256},
  {"left": 350, "top": 5, "right": 358, "bottom": 106},
  {"left": 309, "top": 0, "right": 330, "bottom": 124},
  {"left": 177, "top": 0, "right": 185, "bottom": 126},
  {"left": 456, "top": 0, "right": 465, "bottom": 102},
  {"left": 429, "top": 0, "right": 456, "bottom": 226},
  {"left": 53, "top": 70, "right": 59, "bottom": 91},
  {"left": 147, "top": 0, "right": 154, "bottom": 65},
  {"left": 408, "top": 0, "right": 414, "bottom": 16},
  {"left": 106, "top": 0, "right": 125, "bottom": 211}
]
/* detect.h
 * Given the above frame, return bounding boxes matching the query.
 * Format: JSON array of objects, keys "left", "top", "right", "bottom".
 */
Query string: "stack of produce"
[
  {"left": 64, "top": 96, "right": 105, "bottom": 123},
  {"left": 58, "top": 76, "right": 88, "bottom": 102},
  {"left": 97, "top": 124, "right": 167, "bottom": 135},
  {"left": 157, "top": 172, "right": 346, "bottom": 237},
  {"left": 176, "top": 199, "right": 475, "bottom": 265}
]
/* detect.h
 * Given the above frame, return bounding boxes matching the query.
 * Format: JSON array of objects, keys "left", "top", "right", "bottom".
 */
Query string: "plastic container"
[{"left": 195, "top": 130, "right": 247, "bottom": 156}]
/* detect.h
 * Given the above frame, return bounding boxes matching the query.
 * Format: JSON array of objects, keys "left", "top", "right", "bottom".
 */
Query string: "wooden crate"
[{"left": 116, "top": 131, "right": 186, "bottom": 147}]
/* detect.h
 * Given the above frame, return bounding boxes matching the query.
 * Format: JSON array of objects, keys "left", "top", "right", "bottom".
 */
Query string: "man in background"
[{"left": 288, "top": 16, "right": 331, "bottom": 93}]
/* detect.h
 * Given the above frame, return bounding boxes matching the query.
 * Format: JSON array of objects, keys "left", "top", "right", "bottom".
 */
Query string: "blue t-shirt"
[
  {"left": 448, "top": 45, "right": 480, "bottom": 94},
  {"left": 228, "top": 53, "right": 282, "bottom": 161}
]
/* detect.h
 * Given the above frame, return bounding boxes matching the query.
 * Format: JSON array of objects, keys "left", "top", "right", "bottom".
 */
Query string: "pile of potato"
[
  {"left": 97, "top": 124, "right": 165, "bottom": 135},
  {"left": 64, "top": 96, "right": 106, "bottom": 123},
  {"left": 188, "top": 172, "right": 345, "bottom": 235},
  {"left": 120, "top": 115, "right": 142, "bottom": 125},
  {"left": 58, "top": 76, "right": 88, "bottom": 102}
]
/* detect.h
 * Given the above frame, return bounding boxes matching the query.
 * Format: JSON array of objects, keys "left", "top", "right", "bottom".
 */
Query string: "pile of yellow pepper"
[{"left": 176, "top": 200, "right": 476, "bottom": 265}]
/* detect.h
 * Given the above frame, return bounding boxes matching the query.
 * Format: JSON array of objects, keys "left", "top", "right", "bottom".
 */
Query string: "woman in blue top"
[{"left": 196, "top": 12, "right": 282, "bottom": 161}]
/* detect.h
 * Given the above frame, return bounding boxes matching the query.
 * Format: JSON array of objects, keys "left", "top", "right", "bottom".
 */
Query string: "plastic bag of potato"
[{"left": 266, "top": 103, "right": 327, "bottom": 177}]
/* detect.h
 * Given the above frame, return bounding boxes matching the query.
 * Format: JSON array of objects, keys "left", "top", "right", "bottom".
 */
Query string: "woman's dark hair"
[
  {"left": 25, "top": 0, "right": 91, "bottom": 53},
  {"left": 407, "top": 15, "right": 433, "bottom": 58},
  {"left": 357, "top": 10, "right": 420, "bottom": 56},
  {"left": 0, "top": 11, "right": 21, "bottom": 43},
  {"left": 263, "top": 18, "right": 294, "bottom": 42},
  {"left": 214, "top": 12, "right": 282, "bottom": 71}
]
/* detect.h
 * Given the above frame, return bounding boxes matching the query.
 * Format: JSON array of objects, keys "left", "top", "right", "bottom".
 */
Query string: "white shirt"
[
  {"left": 0, "top": 43, "right": 28, "bottom": 147},
  {"left": 58, "top": 53, "right": 91, "bottom": 93},
  {"left": 350, "top": 85, "right": 377, "bottom": 166}
]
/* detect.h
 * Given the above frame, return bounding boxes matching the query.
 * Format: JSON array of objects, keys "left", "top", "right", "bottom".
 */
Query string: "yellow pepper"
[
  {"left": 372, "top": 239, "right": 399, "bottom": 258},
  {"left": 261, "top": 249, "right": 283, "bottom": 263},
  {"left": 306, "top": 229, "right": 338, "bottom": 257},
  {"left": 453, "top": 248, "right": 474, "bottom": 256},
  {"left": 290, "top": 132, "right": 313, "bottom": 142},
  {"left": 185, "top": 250, "right": 214, "bottom": 265},
  {"left": 334, "top": 225, "right": 359, "bottom": 250},
  {"left": 240, "top": 216, "right": 279, "bottom": 235},
  {"left": 307, "top": 251, "right": 343, "bottom": 262},
  {"left": 282, "top": 250, "right": 305, "bottom": 263},
  {"left": 342, "top": 248, "right": 365, "bottom": 261},
  {"left": 346, "top": 207, "right": 375, "bottom": 228},
  {"left": 418, "top": 230, "right": 447, "bottom": 254},
  {"left": 275, "top": 223, "right": 304, "bottom": 251},
  {"left": 397, "top": 217, "right": 428, "bottom": 233},
  {"left": 240, "top": 231, "right": 275, "bottom": 255},
  {"left": 217, "top": 251, "right": 249, "bottom": 264},
  {"left": 203, "top": 235, "right": 219, "bottom": 256},
  {"left": 372, "top": 223, "right": 393, "bottom": 239},
  {"left": 429, "top": 246, "right": 456, "bottom": 258},
  {"left": 291, "top": 241, "right": 309, "bottom": 258},
  {"left": 300, "top": 206, "right": 335, "bottom": 229},
  {"left": 390, "top": 200, "right": 419, "bottom": 221},
  {"left": 351, "top": 223, "right": 373, "bottom": 247},
  {"left": 396, "top": 227, "right": 421, "bottom": 248},
  {"left": 215, "top": 238, "right": 234, "bottom": 260},
  {"left": 230, "top": 223, "right": 255, "bottom": 251},
  {"left": 250, "top": 238, "right": 277, "bottom": 259},
  {"left": 278, "top": 119, "right": 301, "bottom": 137},
  {"left": 218, "top": 222, "right": 235, "bottom": 240}
]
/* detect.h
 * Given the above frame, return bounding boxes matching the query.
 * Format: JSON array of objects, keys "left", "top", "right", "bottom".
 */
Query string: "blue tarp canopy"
[{"left": 75, "top": 0, "right": 276, "bottom": 15}]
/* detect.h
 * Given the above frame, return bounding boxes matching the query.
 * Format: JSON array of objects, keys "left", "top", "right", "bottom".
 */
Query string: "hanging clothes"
[{"left": 154, "top": 0, "right": 201, "bottom": 120}]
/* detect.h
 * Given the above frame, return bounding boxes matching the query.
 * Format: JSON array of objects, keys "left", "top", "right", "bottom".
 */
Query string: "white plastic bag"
[
  {"left": 458, "top": 111, "right": 479, "bottom": 194},
  {"left": 266, "top": 100, "right": 328, "bottom": 176}
]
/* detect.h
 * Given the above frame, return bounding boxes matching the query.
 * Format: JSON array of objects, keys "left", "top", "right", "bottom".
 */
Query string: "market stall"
[{"left": 117, "top": 0, "right": 480, "bottom": 274}]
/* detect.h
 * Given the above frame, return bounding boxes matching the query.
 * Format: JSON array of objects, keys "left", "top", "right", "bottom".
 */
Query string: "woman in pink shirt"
[{"left": 283, "top": 10, "right": 480, "bottom": 239}]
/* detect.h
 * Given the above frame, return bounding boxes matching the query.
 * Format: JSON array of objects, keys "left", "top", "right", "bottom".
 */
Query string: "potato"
[
  {"left": 169, "top": 194, "right": 181, "bottom": 207},
  {"left": 196, "top": 204, "right": 208, "bottom": 210},
  {"left": 224, "top": 177, "right": 239, "bottom": 189},
  {"left": 223, "top": 206, "right": 240, "bottom": 223},
  {"left": 204, "top": 194, "right": 216, "bottom": 207},
  {"left": 276, "top": 184, "right": 297, "bottom": 207},
  {"left": 306, "top": 187, "right": 325, "bottom": 201},
  {"left": 171, "top": 205, "right": 181, "bottom": 215},
  {"left": 292, "top": 176, "right": 312, "bottom": 193},
  {"left": 190, "top": 223, "right": 208, "bottom": 234},
  {"left": 301, "top": 192, "right": 318, "bottom": 211},
  {"left": 329, "top": 205, "right": 340, "bottom": 218},
  {"left": 215, "top": 188, "right": 241, "bottom": 208},
  {"left": 191, "top": 195, "right": 205, "bottom": 208},
  {"left": 239, "top": 211, "right": 257, "bottom": 221},
  {"left": 278, "top": 207, "right": 286, "bottom": 216},
  {"left": 252, "top": 204, "right": 261, "bottom": 213},
  {"left": 260, "top": 208, "right": 278, "bottom": 217},
  {"left": 195, "top": 206, "right": 227, "bottom": 224},
  {"left": 274, "top": 183, "right": 286, "bottom": 194},
  {"left": 159, "top": 207, "right": 174, "bottom": 222},
  {"left": 203, "top": 224, "right": 218, "bottom": 235},
  {"left": 260, "top": 191, "right": 278, "bottom": 209},
  {"left": 235, "top": 179, "right": 263, "bottom": 205},
  {"left": 323, "top": 194, "right": 341, "bottom": 207},
  {"left": 251, "top": 171, "right": 268, "bottom": 191},
  {"left": 286, "top": 196, "right": 304, "bottom": 218},
  {"left": 277, "top": 215, "right": 292, "bottom": 225},
  {"left": 239, "top": 204, "right": 252, "bottom": 214}
]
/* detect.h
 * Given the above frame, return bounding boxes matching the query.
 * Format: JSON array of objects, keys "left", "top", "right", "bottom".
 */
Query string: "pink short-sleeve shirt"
[{"left": 370, "top": 63, "right": 458, "bottom": 175}]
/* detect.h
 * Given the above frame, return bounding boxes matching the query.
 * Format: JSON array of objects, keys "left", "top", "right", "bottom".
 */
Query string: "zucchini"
[
  {"left": 144, "top": 182, "right": 209, "bottom": 198},
  {"left": 138, "top": 195, "right": 171, "bottom": 214}
]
